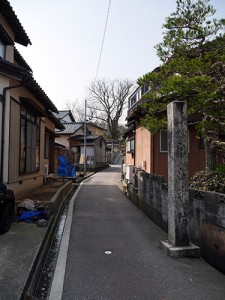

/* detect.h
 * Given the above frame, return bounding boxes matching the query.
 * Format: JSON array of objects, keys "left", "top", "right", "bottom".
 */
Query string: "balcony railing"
[{"left": 127, "top": 85, "right": 149, "bottom": 118}]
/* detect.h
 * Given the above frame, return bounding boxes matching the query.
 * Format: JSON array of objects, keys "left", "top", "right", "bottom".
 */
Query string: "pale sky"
[{"left": 10, "top": 0, "right": 225, "bottom": 111}]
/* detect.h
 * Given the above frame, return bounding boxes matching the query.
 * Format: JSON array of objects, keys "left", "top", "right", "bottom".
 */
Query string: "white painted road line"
[{"left": 48, "top": 182, "right": 83, "bottom": 300}]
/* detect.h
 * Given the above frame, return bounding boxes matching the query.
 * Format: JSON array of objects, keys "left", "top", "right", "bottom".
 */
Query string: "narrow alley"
[{"left": 49, "top": 166, "right": 225, "bottom": 300}]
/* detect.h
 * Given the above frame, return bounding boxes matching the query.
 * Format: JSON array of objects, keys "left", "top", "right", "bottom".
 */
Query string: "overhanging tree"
[{"left": 138, "top": 0, "right": 225, "bottom": 170}]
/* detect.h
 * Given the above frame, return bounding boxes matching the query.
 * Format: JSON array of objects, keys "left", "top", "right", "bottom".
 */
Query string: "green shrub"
[
  {"left": 190, "top": 169, "right": 225, "bottom": 194},
  {"left": 215, "top": 164, "right": 225, "bottom": 174}
]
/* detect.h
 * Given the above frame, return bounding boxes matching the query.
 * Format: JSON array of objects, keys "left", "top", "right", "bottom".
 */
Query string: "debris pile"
[{"left": 16, "top": 199, "right": 49, "bottom": 227}]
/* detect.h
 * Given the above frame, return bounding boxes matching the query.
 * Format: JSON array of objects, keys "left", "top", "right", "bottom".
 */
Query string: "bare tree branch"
[{"left": 88, "top": 78, "right": 134, "bottom": 139}]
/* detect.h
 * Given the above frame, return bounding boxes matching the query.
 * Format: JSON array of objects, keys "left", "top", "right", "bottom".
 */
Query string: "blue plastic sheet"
[
  {"left": 16, "top": 210, "right": 46, "bottom": 223},
  {"left": 57, "top": 155, "right": 76, "bottom": 177}
]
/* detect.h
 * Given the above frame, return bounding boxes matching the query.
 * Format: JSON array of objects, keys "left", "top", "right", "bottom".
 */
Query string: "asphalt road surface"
[{"left": 49, "top": 165, "right": 225, "bottom": 300}]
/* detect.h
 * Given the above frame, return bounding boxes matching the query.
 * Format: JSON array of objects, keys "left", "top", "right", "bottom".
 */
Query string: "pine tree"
[{"left": 139, "top": 0, "right": 225, "bottom": 170}]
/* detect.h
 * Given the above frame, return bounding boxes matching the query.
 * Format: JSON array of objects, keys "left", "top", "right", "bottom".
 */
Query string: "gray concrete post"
[
  {"left": 160, "top": 101, "right": 200, "bottom": 257},
  {"left": 160, "top": 100, "right": 200, "bottom": 257},
  {"left": 167, "top": 101, "right": 189, "bottom": 247}
]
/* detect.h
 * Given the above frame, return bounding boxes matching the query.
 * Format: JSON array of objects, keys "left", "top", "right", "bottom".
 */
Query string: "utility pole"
[{"left": 84, "top": 99, "right": 87, "bottom": 176}]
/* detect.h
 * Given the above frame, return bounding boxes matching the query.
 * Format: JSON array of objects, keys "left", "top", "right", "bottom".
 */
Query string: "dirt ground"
[
  {"left": 15, "top": 172, "right": 94, "bottom": 206},
  {"left": 16, "top": 178, "right": 71, "bottom": 204}
]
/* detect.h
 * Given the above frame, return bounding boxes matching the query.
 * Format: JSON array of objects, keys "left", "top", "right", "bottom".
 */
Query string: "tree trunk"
[{"left": 108, "top": 119, "right": 120, "bottom": 140}]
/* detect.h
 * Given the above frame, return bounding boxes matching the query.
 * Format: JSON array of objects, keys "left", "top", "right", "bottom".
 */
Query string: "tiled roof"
[
  {"left": 54, "top": 110, "right": 69, "bottom": 119},
  {"left": 0, "top": 54, "right": 58, "bottom": 113},
  {"left": 14, "top": 48, "right": 32, "bottom": 71},
  {"left": 72, "top": 135, "right": 99, "bottom": 141},
  {"left": 1, "top": 0, "right": 31, "bottom": 46},
  {"left": 0, "top": 23, "right": 14, "bottom": 44},
  {"left": 47, "top": 112, "right": 65, "bottom": 130},
  {"left": 53, "top": 110, "right": 75, "bottom": 122},
  {"left": 23, "top": 75, "right": 58, "bottom": 113},
  {"left": 0, "top": 57, "right": 27, "bottom": 80},
  {"left": 56, "top": 122, "right": 83, "bottom": 135}
]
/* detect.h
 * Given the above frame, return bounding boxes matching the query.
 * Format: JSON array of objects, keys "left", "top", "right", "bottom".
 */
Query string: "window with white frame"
[
  {"left": 126, "top": 138, "right": 134, "bottom": 153},
  {"left": 129, "top": 95, "right": 136, "bottom": 109},
  {"left": 141, "top": 84, "right": 149, "bottom": 95}
]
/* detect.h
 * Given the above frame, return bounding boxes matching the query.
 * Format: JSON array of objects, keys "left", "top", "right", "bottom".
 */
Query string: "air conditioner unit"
[{"left": 125, "top": 165, "right": 133, "bottom": 183}]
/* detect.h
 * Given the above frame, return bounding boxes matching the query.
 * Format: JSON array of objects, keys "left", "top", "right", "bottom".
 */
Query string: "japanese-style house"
[
  {"left": 124, "top": 84, "right": 215, "bottom": 182},
  {"left": 0, "top": 0, "right": 64, "bottom": 196}
]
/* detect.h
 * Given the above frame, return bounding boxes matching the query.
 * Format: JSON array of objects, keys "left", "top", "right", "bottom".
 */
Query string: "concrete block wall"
[
  {"left": 127, "top": 171, "right": 225, "bottom": 274},
  {"left": 48, "top": 181, "right": 73, "bottom": 214}
]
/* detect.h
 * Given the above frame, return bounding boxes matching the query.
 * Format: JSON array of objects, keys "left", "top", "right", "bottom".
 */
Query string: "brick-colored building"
[{"left": 124, "top": 85, "right": 210, "bottom": 182}]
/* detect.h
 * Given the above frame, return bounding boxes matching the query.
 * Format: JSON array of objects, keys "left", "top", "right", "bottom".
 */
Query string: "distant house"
[
  {"left": 123, "top": 84, "right": 218, "bottom": 182},
  {"left": 0, "top": 0, "right": 64, "bottom": 196},
  {"left": 55, "top": 122, "right": 83, "bottom": 148},
  {"left": 69, "top": 133, "right": 106, "bottom": 166},
  {"left": 53, "top": 110, "right": 75, "bottom": 123},
  {"left": 55, "top": 115, "right": 107, "bottom": 168}
]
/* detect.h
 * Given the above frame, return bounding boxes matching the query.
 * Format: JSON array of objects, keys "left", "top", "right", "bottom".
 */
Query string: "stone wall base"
[{"left": 160, "top": 240, "right": 200, "bottom": 258}]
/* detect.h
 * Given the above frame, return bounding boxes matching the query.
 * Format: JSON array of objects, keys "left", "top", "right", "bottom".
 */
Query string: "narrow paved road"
[{"left": 50, "top": 166, "right": 225, "bottom": 300}]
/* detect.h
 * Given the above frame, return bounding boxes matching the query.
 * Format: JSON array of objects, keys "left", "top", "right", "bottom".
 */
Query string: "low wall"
[
  {"left": 76, "top": 163, "right": 109, "bottom": 173},
  {"left": 48, "top": 181, "right": 74, "bottom": 214},
  {"left": 126, "top": 171, "right": 225, "bottom": 274}
]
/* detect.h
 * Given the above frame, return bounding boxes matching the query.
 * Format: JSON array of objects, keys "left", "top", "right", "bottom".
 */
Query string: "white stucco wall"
[{"left": 55, "top": 136, "right": 70, "bottom": 148}]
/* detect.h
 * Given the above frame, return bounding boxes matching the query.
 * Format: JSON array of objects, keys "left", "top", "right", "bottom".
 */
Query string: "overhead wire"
[{"left": 94, "top": 0, "right": 112, "bottom": 83}]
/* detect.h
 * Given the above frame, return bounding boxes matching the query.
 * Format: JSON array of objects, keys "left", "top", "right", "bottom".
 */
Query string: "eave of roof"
[
  {"left": 53, "top": 110, "right": 76, "bottom": 122},
  {"left": 123, "top": 124, "right": 134, "bottom": 138},
  {"left": 0, "top": 23, "right": 14, "bottom": 44},
  {"left": 22, "top": 75, "right": 58, "bottom": 113},
  {"left": 0, "top": 57, "right": 27, "bottom": 80},
  {"left": 69, "top": 134, "right": 100, "bottom": 141},
  {"left": 1, "top": 0, "right": 31, "bottom": 46},
  {"left": 14, "top": 48, "right": 32, "bottom": 71},
  {"left": 0, "top": 58, "right": 58, "bottom": 113},
  {"left": 47, "top": 112, "right": 65, "bottom": 130},
  {"left": 55, "top": 122, "right": 83, "bottom": 135}
]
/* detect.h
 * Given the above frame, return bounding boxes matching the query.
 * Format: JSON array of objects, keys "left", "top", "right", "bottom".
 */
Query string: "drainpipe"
[
  {"left": 84, "top": 99, "right": 87, "bottom": 176},
  {"left": 150, "top": 134, "right": 154, "bottom": 174},
  {"left": 0, "top": 84, "right": 23, "bottom": 192}
]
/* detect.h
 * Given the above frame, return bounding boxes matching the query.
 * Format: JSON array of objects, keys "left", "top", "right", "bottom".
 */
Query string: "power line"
[{"left": 94, "top": 0, "right": 112, "bottom": 83}]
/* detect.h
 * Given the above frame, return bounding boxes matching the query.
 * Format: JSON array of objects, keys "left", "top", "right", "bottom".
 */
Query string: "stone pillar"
[
  {"left": 167, "top": 101, "right": 189, "bottom": 246},
  {"left": 160, "top": 101, "right": 200, "bottom": 257}
]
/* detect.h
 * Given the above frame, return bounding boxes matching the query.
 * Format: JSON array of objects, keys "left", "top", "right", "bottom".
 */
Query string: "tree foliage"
[
  {"left": 88, "top": 78, "right": 134, "bottom": 140},
  {"left": 190, "top": 168, "right": 225, "bottom": 193},
  {"left": 138, "top": 0, "right": 225, "bottom": 170}
]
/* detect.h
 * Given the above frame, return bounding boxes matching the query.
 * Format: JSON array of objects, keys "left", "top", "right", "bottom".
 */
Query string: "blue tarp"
[
  {"left": 16, "top": 210, "right": 46, "bottom": 223},
  {"left": 57, "top": 155, "right": 76, "bottom": 177}
]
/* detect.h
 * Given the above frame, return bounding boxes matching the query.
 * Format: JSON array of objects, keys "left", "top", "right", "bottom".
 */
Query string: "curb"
[
  {"left": 48, "top": 182, "right": 84, "bottom": 299},
  {"left": 20, "top": 182, "right": 76, "bottom": 299},
  {"left": 20, "top": 173, "right": 95, "bottom": 299}
]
